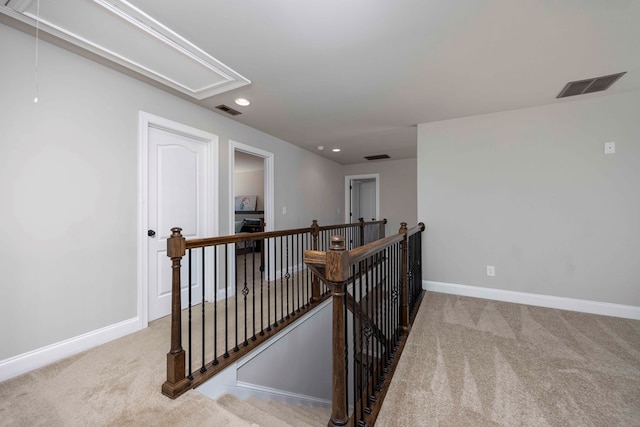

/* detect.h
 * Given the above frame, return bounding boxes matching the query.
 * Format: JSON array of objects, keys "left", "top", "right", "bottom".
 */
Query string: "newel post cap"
[
  {"left": 167, "top": 227, "right": 186, "bottom": 258},
  {"left": 330, "top": 235, "right": 346, "bottom": 251}
]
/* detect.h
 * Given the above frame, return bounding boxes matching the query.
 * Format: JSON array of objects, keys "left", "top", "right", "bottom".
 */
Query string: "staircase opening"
[{"left": 160, "top": 218, "right": 425, "bottom": 426}]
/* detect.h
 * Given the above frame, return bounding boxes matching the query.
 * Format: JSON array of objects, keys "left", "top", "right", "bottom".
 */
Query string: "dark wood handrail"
[
  {"left": 348, "top": 233, "right": 403, "bottom": 267},
  {"left": 184, "top": 226, "right": 313, "bottom": 248},
  {"left": 316, "top": 218, "right": 386, "bottom": 232}
]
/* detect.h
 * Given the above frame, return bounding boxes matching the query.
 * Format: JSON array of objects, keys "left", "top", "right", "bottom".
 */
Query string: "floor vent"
[
  {"left": 215, "top": 104, "right": 242, "bottom": 116},
  {"left": 364, "top": 154, "right": 391, "bottom": 161},
  {"left": 557, "top": 72, "right": 626, "bottom": 98}
]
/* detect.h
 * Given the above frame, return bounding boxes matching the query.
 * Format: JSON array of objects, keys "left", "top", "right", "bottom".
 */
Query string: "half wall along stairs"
[{"left": 162, "top": 218, "right": 426, "bottom": 426}]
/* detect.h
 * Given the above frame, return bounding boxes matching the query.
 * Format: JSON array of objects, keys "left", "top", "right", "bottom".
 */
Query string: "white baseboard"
[
  {"left": 233, "top": 381, "right": 331, "bottom": 407},
  {"left": 423, "top": 281, "right": 640, "bottom": 320},
  {"left": 0, "top": 317, "right": 141, "bottom": 382}
]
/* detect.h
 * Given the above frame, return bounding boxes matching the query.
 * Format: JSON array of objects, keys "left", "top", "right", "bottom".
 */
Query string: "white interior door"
[
  {"left": 147, "top": 125, "right": 209, "bottom": 321},
  {"left": 359, "top": 179, "right": 376, "bottom": 221},
  {"left": 345, "top": 174, "right": 380, "bottom": 224}
]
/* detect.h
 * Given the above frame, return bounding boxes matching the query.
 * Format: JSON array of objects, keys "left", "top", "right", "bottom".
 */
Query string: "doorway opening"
[
  {"left": 227, "top": 141, "right": 274, "bottom": 299},
  {"left": 345, "top": 174, "right": 380, "bottom": 223}
]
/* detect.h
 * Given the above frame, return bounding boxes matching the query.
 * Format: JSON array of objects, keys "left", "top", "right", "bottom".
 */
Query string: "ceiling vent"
[
  {"left": 364, "top": 154, "right": 391, "bottom": 161},
  {"left": 215, "top": 104, "right": 242, "bottom": 116},
  {"left": 557, "top": 72, "right": 626, "bottom": 98}
]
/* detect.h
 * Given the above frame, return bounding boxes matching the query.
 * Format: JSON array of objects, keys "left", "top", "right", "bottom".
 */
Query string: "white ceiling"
[{"left": 3, "top": 0, "right": 640, "bottom": 164}]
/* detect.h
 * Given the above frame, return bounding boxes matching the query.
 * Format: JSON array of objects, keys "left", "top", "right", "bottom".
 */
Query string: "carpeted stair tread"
[
  {"left": 278, "top": 402, "right": 331, "bottom": 424},
  {"left": 245, "top": 397, "right": 319, "bottom": 426},
  {"left": 216, "top": 394, "right": 294, "bottom": 427},
  {"left": 293, "top": 404, "right": 331, "bottom": 423},
  {"left": 266, "top": 401, "right": 324, "bottom": 426}
]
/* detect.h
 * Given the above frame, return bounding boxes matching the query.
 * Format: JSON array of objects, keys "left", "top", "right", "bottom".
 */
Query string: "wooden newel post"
[
  {"left": 399, "top": 222, "right": 409, "bottom": 331},
  {"left": 327, "top": 235, "right": 350, "bottom": 427},
  {"left": 358, "top": 217, "right": 365, "bottom": 246},
  {"left": 162, "top": 227, "right": 190, "bottom": 399}
]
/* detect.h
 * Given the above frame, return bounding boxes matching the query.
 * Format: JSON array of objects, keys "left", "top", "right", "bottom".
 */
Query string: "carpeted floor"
[
  {"left": 0, "top": 312, "right": 254, "bottom": 427},
  {"left": 377, "top": 292, "right": 640, "bottom": 426},
  {"left": 1, "top": 291, "right": 638, "bottom": 426}
]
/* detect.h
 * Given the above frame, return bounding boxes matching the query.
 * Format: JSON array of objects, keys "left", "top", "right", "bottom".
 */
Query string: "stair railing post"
[
  {"left": 162, "top": 227, "right": 190, "bottom": 398},
  {"left": 358, "top": 217, "right": 365, "bottom": 246},
  {"left": 326, "top": 235, "right": 350, "bottom": 427},
  {"left": 400, "top": 222, "right": 409, "bottom": 331},
  {"left": 311, "top": 220, "right": 321, "bottom": 302}
]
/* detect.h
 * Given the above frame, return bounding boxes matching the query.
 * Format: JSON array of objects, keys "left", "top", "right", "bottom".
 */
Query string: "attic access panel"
[{"left": 1, "top": 0, "right": 251, "bottom": 100}]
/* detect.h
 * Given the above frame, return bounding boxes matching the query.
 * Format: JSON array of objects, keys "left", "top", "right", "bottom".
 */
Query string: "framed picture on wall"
[{"left": 235, "top": 195, "right": 257, "bottom": 211}]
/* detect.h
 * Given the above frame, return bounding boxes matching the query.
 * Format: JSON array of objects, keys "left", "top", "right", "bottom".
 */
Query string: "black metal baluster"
[
  {"left": 395, "top": 242, "right": 401, "bottom": 349},
  {"left": 375, "top": 254, "right": 383, "bottom": 394},
  {"left": 358, "top": 260, "right": 366, "bottom": 422},
  {"left": 268, "top": 237, "right": 274, "bottom": 331},
  {"left": 345, "top": 274, "right": 351, "bottom": 426},
  {"left": 213, "top": 246, "right": 219, "bottom": 366},
  {"left": 384, "top": 246, "right": 390, "bottom": 373},
  {"left": 296, "top": 233, "right": 301, "bottom": 313},
  {"left": 285, "top": 236, "right": 290, "bottom": 319},
  {"left": 292, "top": 234, "right": 297, "bottom": 314},
  {"left": 305, "top": 232, "right": 311, "bottom": 306},
  {"left": 366, "top": 257, "right": 374, "bottom": 415},
  {"left": 187, "top": 249, "right": 193, "bottom": 380},
  {"left": 279, "top": 236, "right": 284, "bottom": 324},
  {"left": 273, "top": 237, "right": 278, "bottom": 328},
  {"left": 201, "top": 247, "right": 207, "bottom": 374},
  {"left": 234, "top": 249, "right": 241, "bottom": 352},
  {"left": 260, "top": 240, "right": 271, "bottom": 335},
  {"left": 224, "top": 244, "right": 229, "bottom": 359},
  {"left": 251, "top": 246, "right": 257, "bottom": 341},
  {"left": 242, "top": 247, "right": 249, "bottom": 347}
]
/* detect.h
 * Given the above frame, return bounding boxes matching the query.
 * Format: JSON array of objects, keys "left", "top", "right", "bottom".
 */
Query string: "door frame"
[
  {"left": 138, "top": 111, "right": 219, "bottom": 328},
  {"left": 228, "top": 140, "right": 274, "bottom": 298},
  {"left": 345, "top": 173, "right": 380, "bottom": 223}
]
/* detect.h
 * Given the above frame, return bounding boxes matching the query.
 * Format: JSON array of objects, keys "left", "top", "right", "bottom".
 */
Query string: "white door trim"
[
  {"left": 344, "top": 174, "right": 380, "bottom": 223},
  {"left": 138, "top": 111, "right": 219, "bottom": 328}
]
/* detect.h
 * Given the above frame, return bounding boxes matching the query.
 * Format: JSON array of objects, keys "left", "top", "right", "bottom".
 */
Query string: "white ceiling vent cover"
[{"left": 1, "top": 0, "right": 251, "bottom": 100}]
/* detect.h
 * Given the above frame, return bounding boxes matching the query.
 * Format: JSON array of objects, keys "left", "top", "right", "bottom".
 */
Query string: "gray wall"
[
  {"left": 344, "top": 158, "right": 418, "bottom": 234},
  {"left": 237, "top": 303, "right": 332, "bottom": 400},
  {"left": 235, "top": 170, "right": 265, "bottom": 211},
  {"left": 0, "top": 23, "right": 343, "bottom": 360},
  {"left": 417, "top": 91, "right": 640, "bottom": 306}
]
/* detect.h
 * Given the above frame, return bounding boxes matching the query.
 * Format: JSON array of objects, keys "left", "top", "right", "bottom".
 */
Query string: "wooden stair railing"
[
  {"left": 162, "top": 218, "right": 387, "bottom": 399},
  {"left": 304, "top": 222, "right": 426, "bottom": 427}
]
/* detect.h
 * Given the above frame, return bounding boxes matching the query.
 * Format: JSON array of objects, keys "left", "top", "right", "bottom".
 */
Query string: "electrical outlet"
[
  {"left": 486, "top": 265, "right": 496, "bottom": 277},
  {"left": 282, "top": 206, "right": 287, "bottom": 215},
  {"left": 604, "top": 142, "right": 615, "bottom": 154}
]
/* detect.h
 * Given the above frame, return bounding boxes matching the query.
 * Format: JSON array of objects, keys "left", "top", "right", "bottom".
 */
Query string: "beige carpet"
[
  {"left": 0, "top": 313, "right": 257, "bottom": 427},
  {"left": 2, "top": 292, "right": 638, "bottom": 426},
  {"left": 377, "top": 292, "right": 640, "bottom": 426}
]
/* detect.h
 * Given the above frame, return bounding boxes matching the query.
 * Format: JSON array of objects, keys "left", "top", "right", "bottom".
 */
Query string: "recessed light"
[
  {"left": 235, "top": 98, "right": 251, "bottom": 107},
  {"left": 317, "top": 145, "right": 324, "bottom": 150},
  {"left": 332, "top": 148, "right": 341, "bottom": 152}
]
